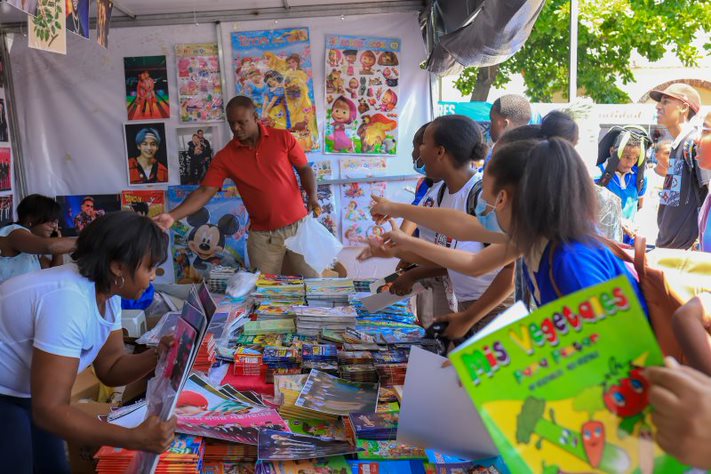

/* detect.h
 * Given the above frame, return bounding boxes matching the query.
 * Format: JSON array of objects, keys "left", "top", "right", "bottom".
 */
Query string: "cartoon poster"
[
  {"left": 177, "top": 126, "right": 215, "bottom": 185},
  {"left": 231, "top": 27, "right": 320, "bottom": 152},
  {"left": 96, "top": 0, "right": 112, "bottom": 48},
  {"left": 449, "top": 277, "right": 691, "bottom": 473},
  {"left": 302, "top": 184, "right": 338, "bottom": 238},
  {"left": 124, "top": 55, "right": 170, "bottom": 120},
  {"left": 121, "top": 189, "right": 165, "bottom": 218},
  {"left": 7, "top": 0, "right": 37, "bottom": 14},
  {"left": 310, "top": 160, "right": 333, "bottom": 182},
  {"left": 324, "top": 34, "right": 400, "bottom": 155},
  {"left": 0, "top": 196, "right": 12, "bottom": 226},
  {"left": 0, "top": 148, "right": 11, "bottom": 192},
  {"left": 65, "top": 0, "right": 89, "bottom": 39},
  {"left": 341, "top": 181, "right": 386, "bottom": 246},
  {"left": 124, "top": 122, "right": 169, "bottom": 186},
  {"left": 168, "top": 185, "right": 249, "bottom": 284},
  {"left": 175, "top": 43, "right": 224, "bottom": 123},
  {"left": 29, "top": 0, "right": 67, "bottom": 55},
  {"left": 339, "top": 157, "right": 388, "bottom": 179},
  {"left": 55, "top": 194, "right": 121, "bottom": 237}
]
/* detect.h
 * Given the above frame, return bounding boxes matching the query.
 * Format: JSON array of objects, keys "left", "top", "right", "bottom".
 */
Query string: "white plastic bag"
[
  {"left": 284, "top": 216, "right": 343, "bottom": 274},
  {"left": 225, "top": 270, "right": 259, "bottom": 298}
]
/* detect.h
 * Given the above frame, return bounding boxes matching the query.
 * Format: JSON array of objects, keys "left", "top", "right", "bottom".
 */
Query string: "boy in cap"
[{"left": 652, "top": 83, "right": 710, "bottom": 249}]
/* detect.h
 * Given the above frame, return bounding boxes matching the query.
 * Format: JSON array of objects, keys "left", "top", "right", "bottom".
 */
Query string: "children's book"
[
  {"left": 295, "top": 369, "right": 380, "bottom": 416},
  {"left": 356, "top": 440, "right": 427, "bottom": 460},
  {"left": 449, "top": 276, "right": 690, "bottom": 474},
  {"left": 257, "top": 429, "right": 360, "bottom": 461}
]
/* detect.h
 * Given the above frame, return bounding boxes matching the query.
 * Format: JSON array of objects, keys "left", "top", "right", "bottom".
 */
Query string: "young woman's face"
[
  {"left": 139, "top": 136, "right": 159, "bottom": 160},
  {"left": 332, "top": 101, "right": 350, "bottom": 123},
  {"left": 616, "top": 145, "right": 641, "bottom": 174},
  {"left": 418, "top": 125, "right": 443, "bottom": 179},
  {"left": 31, "top": 219, "right": 58, "bottom": 238},
  {"left": 481, "top": 167, "right": 511, "bottom": 232},
  {"left": 118, "top": 255, "right": 157, "bottom": 299}
]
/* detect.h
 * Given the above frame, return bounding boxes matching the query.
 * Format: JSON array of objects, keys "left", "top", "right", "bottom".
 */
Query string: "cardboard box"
[
  {"left": 67, "top": 400, "right": 113, "bottom": 474},
  {"left": 70, "top": 367, "right": 100, "bottom": 404}
]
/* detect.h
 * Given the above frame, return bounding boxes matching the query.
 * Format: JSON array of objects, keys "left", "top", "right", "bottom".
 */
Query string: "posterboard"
[{"left": 175, "top": 43, "right": 224, "bottom": 123}]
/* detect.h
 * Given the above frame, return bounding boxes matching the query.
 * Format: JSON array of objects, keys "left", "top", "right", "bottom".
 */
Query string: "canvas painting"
[
  {"left": 65, "top": 0, "right": 89, "bottom": 39},
  {"left": 177, "top": 126, "right": 215, "bottom": 185},
  {"left": 124, "top": 55, "right": 170, "bottom": 120},
  {"left": 232, "top": 27, "right": 319, "bottom": 152},
  {"left": 175, "top": 43, "right": 224, "bottom": 123},
  {"left": 55, "top": 194, "right": 121, "bottom": 237},
  {"left": 96, "top": 0, "right": 113, "bottom": 48},
  {"left": 29, "top": 0, "right": 67, "bottom": 55},
  {"left": 124, "top": 122, "right": 169, "bottom": 186}
]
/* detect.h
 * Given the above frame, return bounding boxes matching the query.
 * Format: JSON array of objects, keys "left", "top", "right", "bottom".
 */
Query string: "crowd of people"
[{"left": 1, "top": 89, "right": 711, "bottom": 470}]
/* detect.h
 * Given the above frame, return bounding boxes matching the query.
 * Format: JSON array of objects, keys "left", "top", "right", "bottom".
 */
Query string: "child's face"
[
  {"left": 346, "top": 54, "right": 356, "bottom": 64},
  {"left": 332, "top": 102, "right": 350, "bottom": 123},
  {"left": 361, "top": 54, "right": 374, "bottom": 67},
  {"left": 288, "top": 58, "right": 298, "bottom": 69},
  {"left": 616, "top": 145, "right": 641, "bottom": 173},
  {"left": 349, "top": 79, "right": 358, "bottom": 89}
]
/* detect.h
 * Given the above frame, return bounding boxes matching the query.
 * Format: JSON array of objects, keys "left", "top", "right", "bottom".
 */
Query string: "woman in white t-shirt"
[
  {"left": 0, "top": 211, "right": 175, "bottom": 472},
  {"left": 0, "top": 194, "right": 76, "bottom": 284}
]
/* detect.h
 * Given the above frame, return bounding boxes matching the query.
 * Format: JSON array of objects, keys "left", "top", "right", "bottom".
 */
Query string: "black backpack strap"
[
  {"left": 636, "top": 161, "right": 646, "bottom": 194},
  {"left": 436, "top": 183, "right": 446, "bottom": 207},
  {"left": 466, "top": 179, "right": 482, "bottom": 216},
  {"left": 596, "top": 156, "right": 618, "bottom": 188}
]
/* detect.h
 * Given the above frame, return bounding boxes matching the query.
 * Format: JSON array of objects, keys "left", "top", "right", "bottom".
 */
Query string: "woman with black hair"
[
  {"left": 0, "top": 211, "right": 176, "bottom": 472},
  {"left": 0, "top": 194, "right": 76, "bottom": 284}
]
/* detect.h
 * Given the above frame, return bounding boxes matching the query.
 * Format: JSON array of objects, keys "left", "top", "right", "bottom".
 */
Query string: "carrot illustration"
[{"left": 581, "top": 420, "right": 605, "bottom": 468}]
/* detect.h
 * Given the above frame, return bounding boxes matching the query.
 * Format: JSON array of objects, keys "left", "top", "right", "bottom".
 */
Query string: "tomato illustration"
[
  {"left": 603, "top": 368, "right": 649, "bottom": 418},
  {"left": 581, "top": 420, "right": 605, "bottom": 468}
]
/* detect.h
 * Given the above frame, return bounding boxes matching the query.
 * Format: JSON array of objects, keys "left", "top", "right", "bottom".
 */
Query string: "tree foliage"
[{"left": 454, "top": 0, "right": 711, "bottom": 103}]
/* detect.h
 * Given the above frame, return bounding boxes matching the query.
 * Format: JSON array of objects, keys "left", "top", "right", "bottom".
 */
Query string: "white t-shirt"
[
  {"left": 422, "top": 176, "right": 500, "bottom": 303},
  {"left": 0, "top": 263, "right": 122, "bottom": 398},
  {"left": 0, "top": 224, "right": 41, "bottom": 284}
]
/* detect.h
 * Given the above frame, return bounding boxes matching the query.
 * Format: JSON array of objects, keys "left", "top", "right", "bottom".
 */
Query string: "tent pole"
[{"left": 569, "top": 0, "right": 579, "bottom": 101}]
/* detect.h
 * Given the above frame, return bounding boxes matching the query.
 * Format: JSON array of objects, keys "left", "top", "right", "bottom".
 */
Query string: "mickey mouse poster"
[{"left": 168, "top": 185, "right": 249, "bottom": 283}]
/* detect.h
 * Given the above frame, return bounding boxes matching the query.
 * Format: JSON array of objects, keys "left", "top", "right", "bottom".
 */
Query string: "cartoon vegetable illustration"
[
  {"left": 581, "top": 420, "right": 605, "bottom": 468},
  {"left": 602, "top": 358, "right": 650, "bottom": 435},
  {"left": 517, "top": 397, "right": 630, "bottom": 473}
]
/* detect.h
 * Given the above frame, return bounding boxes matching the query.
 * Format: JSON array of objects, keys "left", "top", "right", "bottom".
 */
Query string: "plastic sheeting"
[{"left": 9, "top": 11, "right": 430, "bottom": 198}]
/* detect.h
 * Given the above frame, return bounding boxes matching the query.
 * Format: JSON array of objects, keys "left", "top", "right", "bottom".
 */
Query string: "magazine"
[
  {"left": 295, "top": 370, "right": 379, "bottom": 416},
  {"left": 257, "top": 429, "right": 360, "bottom": 461},
  {"left": 448, "top": 276, "right": 689, "bottom": 473}
]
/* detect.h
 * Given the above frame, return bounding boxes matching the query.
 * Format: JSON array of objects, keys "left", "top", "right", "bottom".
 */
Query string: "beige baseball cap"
[{"left": 650, "top": 83, "right": 701, "bottom": 114}]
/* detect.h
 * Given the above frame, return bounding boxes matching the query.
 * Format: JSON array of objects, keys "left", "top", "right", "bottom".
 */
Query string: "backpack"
[
  {"left": 596, "top": 126, "right": 651, "bottom": 194},
  {"left": 548, "top": 236, "right": 685, "bottom": 361},
  {"left": 436, "top": 178, "right": 481, "bottom": 217}
]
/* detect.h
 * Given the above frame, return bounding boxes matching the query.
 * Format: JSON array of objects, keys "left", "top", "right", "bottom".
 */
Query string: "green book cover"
[
  {"left": 449, "top": 276, "right": 690, "bottom": 474},
  {"left": 242, "top": 319, "right": 295, "bottom": 335}
]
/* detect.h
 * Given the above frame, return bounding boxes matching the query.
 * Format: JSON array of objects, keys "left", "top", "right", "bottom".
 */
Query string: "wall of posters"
[
  {"left": 175, "top": 43, "right": 224, "bottom": 123},
  {"left": 124, "top": 55, "right": 170, "bottom": 120},
  {"left": 231, "top": 27, "right": 320, "bottom": 152},
  {"left": 29, "top": 0, "right": 67, "bottom": 55},
  {"left": 55, "top": 194, "right": 121, "bottom": 237},
  {"left": 341, "top": 181, "right": 386, "bottom": 246},
  {"left": 124, "top": 122, "right": 169, "bottom": 186},
  {"left": 168, "top": 186, "right": 250, "bottom": 284},
  {"left": 324, "top": 34, "right": 400, "bottom": 155},
  {"left": 66, "top": 0, "right": 89, "bottom": 39},
  {"left": 176, "top": 126, "right": 215, "bottom": 185}
]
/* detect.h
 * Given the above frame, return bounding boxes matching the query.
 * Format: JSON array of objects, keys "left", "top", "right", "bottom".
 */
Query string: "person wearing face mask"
[
  {"left": 0, "top": 194, "right": 76, "bottom": 284},
  {"left": 367, "top": 136, "right": 646, "bottom": 313}
]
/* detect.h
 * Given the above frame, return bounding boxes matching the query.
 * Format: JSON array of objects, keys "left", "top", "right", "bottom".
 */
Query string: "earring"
[{"left": 114, "top": 275, "right": 125, "bottom": 289}]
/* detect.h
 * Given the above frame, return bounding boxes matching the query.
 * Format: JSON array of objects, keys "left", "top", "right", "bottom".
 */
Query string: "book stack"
[
  {"left": 301, "top": 343, "right": 339, "bottom": 376},
  {"left": 319, "top": 328, "right": 345, "bottom": 344},
  {"left": 94, "top": 434, "right": 204, "bottom": 473},
  {"left": 375, "top": 363, "right": 408, "bottom": 386},
  {"left": 343, "top": 327, "right": 377, "bottom": 344},
  {"left": 242, "top": 319, "right": 295, "bottom": 336},
  {"left": 232, "top": 348, "right": 263, "bottom": 376},
  {"left": 192, "top": 332, "right": 216, "bottom": 373},
  {"left": 293, "top": 305, "right": 357, "bottom": 336},
  {"left": 252, "top": 274, "right": 305, "bottom": 304},
  {"left": 305, "top": 277, "right": 355, "bottom": 304},
  {"left": 262, "top": 346, "right": 302, "bottom": 383},
  {"left": 349, "top": 411, "right": 399, "bottom": 440},
  {"left": 207, "top": 265, "right": 238, "bottom": 294},
  {"left": 253, "top": 301, "right": 296, "bottom": 319},
  {"left": 278, "top": 388, "right": 339, "bottom": 422},
  {"left": 202, "top": 438, "right": 258, "bottom": 464}
]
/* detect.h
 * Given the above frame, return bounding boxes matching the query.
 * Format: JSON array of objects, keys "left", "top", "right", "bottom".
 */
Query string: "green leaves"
[
  {"left": 32, "top": 0, "right": 63, "bottom": 44},
  {"left": 454, "top": 0, "right": 711, "bottom": 103}
]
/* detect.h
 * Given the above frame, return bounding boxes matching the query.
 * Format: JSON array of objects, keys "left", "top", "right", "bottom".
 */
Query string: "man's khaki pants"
[{"left": 247, "top": 217, "right": 320, "bottom": 277}]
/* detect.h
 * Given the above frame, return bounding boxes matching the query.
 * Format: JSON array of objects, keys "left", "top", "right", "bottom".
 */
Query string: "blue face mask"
[
  {"left": 413, "top": 157, "right": 426, "bottom": 176},
  {"left": 475, "top": 195, "right": 504, "bottom": 234}
]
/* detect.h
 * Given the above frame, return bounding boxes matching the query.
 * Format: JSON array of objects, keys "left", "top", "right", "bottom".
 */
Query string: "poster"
[
  {"left": 29, "top": 0, "right": 67, "bottom": 55},
  {"left": 449, "top": 277, "right": 689, "bottom": 473},
  {"left": 55, "top": 194, "right": 121, "bottom": 236},
  {"left": 65, "top": 0, "right": 89, "bottom": 39},
  {"left": 177, "top": 126, "right": 215, "bottom": 185},
  {"left": 324, "top": 34, "right": 400, "bottom": 155},
  {"left": 0, "top": 98, "right": 8, "bottom": 142},
  {"left": 168, "top": 186, "right": 250, "bottom": 283},
  {"left": 231, "top": 27, "right": 320, "bottom": 152},
  {"left": 310, "top": 160, "right": 333, "bottom": 182},
  {"left": 124, "top": 55, "right": 170, "bottom": 120},
  {"left": 175, "top": 43, "right": 224, "bottom": 123},
  {"left": 339, "top": 157, "right": 387, "bottom": 179},
  {"left": 121, "top": 189, "right": 165, "bottom": 218},
  {"left": 341, "top": 181, "right": 386, "bottom": 246},
  {"left": 124, "top": 122, "right": 169, "bottom": 186},
  {"left": 96, "top": 0, "right": 113, "bottom": 48},
  {"left": 7, "top": 0, "right": 37, "bottom": 14},
  {"left": 0, "top": 196, "right": 12, "bottom": 226},
  {"left": 0, "top": 148, "right": 11, "bottom": 192}
]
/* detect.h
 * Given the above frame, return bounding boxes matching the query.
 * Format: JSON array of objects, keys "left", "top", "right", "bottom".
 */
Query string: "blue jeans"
[{"left": 0, "top": 394, "right": 70, "bottom": 473}]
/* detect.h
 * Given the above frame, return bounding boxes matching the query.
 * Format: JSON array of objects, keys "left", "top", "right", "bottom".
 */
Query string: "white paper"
[
  {"left": 449, "top": 301, "right": 530, "bottom": 355},
  {"left": 359, "top": 283, "right": 425, "bottom": 312},
  {"left": 396, "top": 346, "right": 498, "bottom": 460}
]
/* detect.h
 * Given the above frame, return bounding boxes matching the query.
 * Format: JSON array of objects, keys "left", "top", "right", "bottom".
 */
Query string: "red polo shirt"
[{"left": 201, "top": 124, "right": 308, "bottom": 231}]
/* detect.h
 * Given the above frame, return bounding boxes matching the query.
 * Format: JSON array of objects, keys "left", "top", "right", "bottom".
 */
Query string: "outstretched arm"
[
  {"left": 153, "top": 185, "right": 219, "bottom": 230},
  {"left": 0, "top": 229, "right": 75, "bottom": 257}
]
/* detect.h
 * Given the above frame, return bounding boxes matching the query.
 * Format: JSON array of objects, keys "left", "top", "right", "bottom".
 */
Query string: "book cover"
[
  {"left": 449, "top": 276, "right": 689, "bottom": 473},
  {"left": 257, "top": 429, "right": 360, "bottom": 461},
  {"left": 295, "top": 370, "right": 379, "bottom": 416}
]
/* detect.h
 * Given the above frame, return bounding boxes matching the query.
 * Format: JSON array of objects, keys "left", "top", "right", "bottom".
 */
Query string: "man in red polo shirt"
[{"left": 154, "top": 96, "right": 321, "bottom": 277}]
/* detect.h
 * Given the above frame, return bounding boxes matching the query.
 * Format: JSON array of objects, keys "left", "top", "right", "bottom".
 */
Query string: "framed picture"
[
  {"left": 124, "top": 122, "right": 169, "bottom": 186},
  {"left": 176, "top": 126, "right": 215, "bottom": 185}
]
